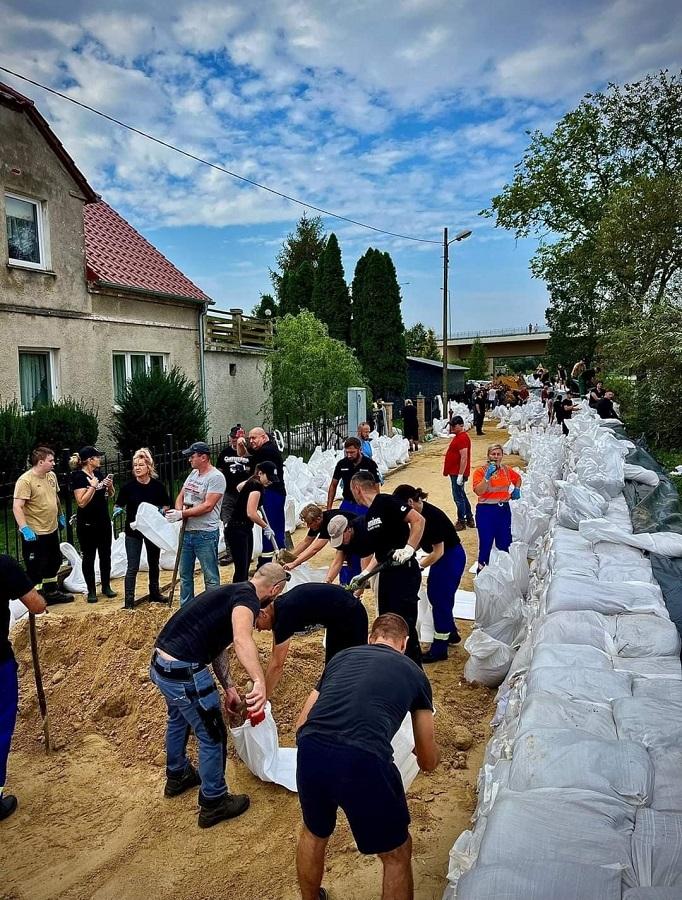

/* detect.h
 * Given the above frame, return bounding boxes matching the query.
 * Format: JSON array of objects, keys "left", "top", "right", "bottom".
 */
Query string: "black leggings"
[
  {"left": 77, "top": 520, "right": 112, "bottom": 593},
  {"left": 226, "top": 523, "right": 253, "bottom": 583},
  {"left": 125, "top": 534, "right": 161, "bottom": 597},
  {"left": 377, "top": 559, "right": 423, "bottom": 667}
]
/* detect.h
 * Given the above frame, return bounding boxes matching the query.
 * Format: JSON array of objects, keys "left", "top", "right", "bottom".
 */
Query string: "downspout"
[{"left": 198, "top": 303, "right": 208, "bottom": 418}]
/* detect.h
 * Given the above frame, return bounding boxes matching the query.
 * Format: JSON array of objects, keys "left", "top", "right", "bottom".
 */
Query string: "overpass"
[{"left": 441, "top": 326, "right": 550, "bottom": 373}]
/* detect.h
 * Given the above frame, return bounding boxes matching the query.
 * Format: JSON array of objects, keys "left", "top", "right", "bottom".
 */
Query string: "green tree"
[
  {"left": 251, "top": 292, "right": 278, "bottom": 318},
  {"left": 31, "top": 398, "right": 99, "bottom": 456},
  {"left": 0, "top": 399, "right": 34, "bottom": 474},
  {"left": 265, "top": 310, "right": 366, "bottom": 427},
  {"left": 111, "top": 366, "right": 207, "bottom": 457},
  {"left": 351, "top": 249, "right": 407, "bottom": 398},
  {"left": 271, "top": 213, "right": 327, "bottom": 306},
  {"left": 405, "top": 323, "right": 441, "bottom": 360},
  {"left": 463, "top": 338, "right": 488, "bottom": 379},
  {"left": 311, "top": 233, "right": 351, "bottom": 342},
  {"left": 280, "top": 260, "right": 315, "bottom": 315}
]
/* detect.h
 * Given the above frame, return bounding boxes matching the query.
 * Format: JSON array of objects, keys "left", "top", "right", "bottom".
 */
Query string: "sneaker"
[
  {"left": 466, "top": 518, "right": 475, "bottom": 528},
  {"left": 0, "top": 794, "right": 18, "bottom": 821},
  {"left": 198, "top": 792, "right": 250, "bottom": 828},
  {"left": 101, "top": 586, "right": 118, "bottom": 599},
  {"left": 47, "top": 589, "right": 74, "bottom": 605},
  {"left": 455, "top": 522, "right": 466, "bottom": 531},
  {"left": 164, "top": 763, "right": 201, "bottom": 798}
]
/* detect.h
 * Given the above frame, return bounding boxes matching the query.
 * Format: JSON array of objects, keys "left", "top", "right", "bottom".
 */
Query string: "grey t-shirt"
[{"left": 182, "top": 466, "right": 226, "bottom": 531}]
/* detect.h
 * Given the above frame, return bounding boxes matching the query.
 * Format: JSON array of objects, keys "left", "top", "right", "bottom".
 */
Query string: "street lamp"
[{"left": 442, "top": 227, "right": 472, "bottom": 412}]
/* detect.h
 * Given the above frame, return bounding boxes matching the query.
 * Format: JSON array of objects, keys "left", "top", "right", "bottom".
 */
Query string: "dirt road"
[{"left": 3, "top": 429, "right": 518, "bottom": 900}]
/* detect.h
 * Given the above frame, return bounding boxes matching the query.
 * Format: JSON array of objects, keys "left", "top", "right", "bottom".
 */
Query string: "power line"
[{"left": 0, "top": 65, "right": 442, "bottom": 245}]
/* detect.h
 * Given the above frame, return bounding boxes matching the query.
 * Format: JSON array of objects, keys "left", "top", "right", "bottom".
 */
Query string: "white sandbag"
[
  {"left": 615, "top": 615, "right": 682, "bottom": 658},
  {"left": 650, "top": 745, "right": 682, "bottom": 813},
  {"left": 552, "top": 526, "right": 594, "bottom": 554},
  {"left": 599, "top": 563, "right": 655, "bottom": 584},
  {"left": 517, "top": 692, "right": 617, "bottom": 741},
  {"left": 110, "top": 532, "right": 130, "bottom": 578},
  {"left": 8, "top": 598, "right": 29, "bottom": 628},
  {"left": 131, "top": 501, "right": 178, "bottom": 552},
  {"left": 525, "top": 666, "right": 633, "bottom": 704},
  {"left": 508, "top": 729, "right": 654, "bottom": 805},
  {"left": 596, "top": 541, "right": 648, "bottom": 564},
  {"left": 464, "top": 630, "right": 514, "bottom": 687},
  {"left": 476, "top": 788, "right": 637, "bottom": 885},
  {"left": 283, "top": 563, "right": 328, "bottom": 591},
  {"left": 456, "top": 862, "right": 623, "bottom": 900},
  {"left": 508, "top": 542, "right": 530, "bottom": 597},
  {"left": 624, "top": 889, "right": 682, "bottom": 899},
  {"left": 545, "top": 575, "right": 666, "bottom": 617},
  {"left": 230, "top": 702, "right": 297, "bottom": 792},
  {"left": 60, "top": 541, "right": 99, "bottom": 592},
  {"left": 634, "top": 680, "right": 682, "bottom": 702},
  {"left": 613, "top": 697, "right": 682, "bottom": 749},
  {"left": 510, "top": 501, "right": 551, "bottom": 555},
  {"left": 530, "top": 643, "right": 613, "bottom": 672},
  {"left": 614, "top": 657, "right": 682, "bottom": 679},
  {"left": 391, "top": 713, "right": 421, "bottom": 791},
  {"left": 417, "top": 585, "right": 435, "bottom": 643},
  {"left": 550, "top": 550, "right": 600, "bottom": 578},
  {"left": 477, "top": 759, "right": 511, "bottom": 819},
  {"left": 625, "top": 464, "right": 661, "bottom": 487},
  {"left": 579, "top": 519, "right": 682, "bottom": 558},
  {"left": 531, "top": 611, "right": 616, "bottom": 654},
  {"left": 473, "top": 556, "right": 525, "bottom": 644},
  {"left": 631, "top": 807, "right": 682, "bottom": 887},
  {"left": 556, "top": 481, "right": 609, "bottom": 530},
  {"left": 444, "top": 817, "right": 488, "bottom": 893}
]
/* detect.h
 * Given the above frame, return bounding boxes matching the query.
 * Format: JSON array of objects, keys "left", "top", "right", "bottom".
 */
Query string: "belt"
[{"left": 152, "top": 651, "right": 205, "bottom": 681}]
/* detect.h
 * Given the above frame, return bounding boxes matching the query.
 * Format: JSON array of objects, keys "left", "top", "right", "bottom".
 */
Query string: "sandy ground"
[{"left": 2, "top": 428, "right": 521, "bottom": 900}]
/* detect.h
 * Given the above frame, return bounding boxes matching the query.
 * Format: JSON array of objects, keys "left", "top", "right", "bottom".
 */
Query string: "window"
[
  {"left": 6, "top": 193, "right": 47, "bottom": 269},
  {"left": 113, "top": 352, "right": 167, "bottom": 402},
  {"left": 19, "top": 350, "right": 57, "bottom": 410},
  {"left": 229, "top": 363, "right": 237, "bottom": 376}
]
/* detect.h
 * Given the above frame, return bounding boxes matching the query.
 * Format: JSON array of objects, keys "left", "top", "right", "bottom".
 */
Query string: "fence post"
[
  {"left": 383, "top": 401, "right": 394, "bottom": 437},
  {"left": 230, "top": 308, "right": 243, "bottom": 346},
  {"left": 166, "top": 433, "right": 175, "bottom": 499},
  {"left": 416, "top": 394, "right": 426, "bottom": 442},
  {"left": 285, "top": 416, "right": 291, "bottom": 456}
]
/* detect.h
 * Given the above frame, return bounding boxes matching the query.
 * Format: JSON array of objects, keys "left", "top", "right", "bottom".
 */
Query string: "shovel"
[
  {"left": 28, "top": 613, "right": 50, "bottom": 752},
  {"left": 164, "top": 515, "right": 188, "bottom": 607}
]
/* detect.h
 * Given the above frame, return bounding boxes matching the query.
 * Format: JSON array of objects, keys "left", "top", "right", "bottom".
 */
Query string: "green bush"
[
  {"left": 31, "top": 398, "right": 99, "bottom": 457},
  {"left": 0, "top": 398, "right": 33, "bottom": 476},
  {"left": 111, "top": 366, "right": 208, "bottom": 457}
]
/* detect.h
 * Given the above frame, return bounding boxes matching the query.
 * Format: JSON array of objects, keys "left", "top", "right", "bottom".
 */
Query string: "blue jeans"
[
  {"left": 179, "top": 529, "right": 220, "bottom": 606},
  {"left": 150, "top": 658, "right": 227, "bottom": 799},
  {"left": 261, "top": 490, "right": 286, "bottom": 557},
  {"left": 1, "top": 656, "right": 19, "bottom": 789},
  {"left": 339, "top": 499, "right": 366, "bottom": 585},
  {"left": 476, "top": 502, "right": 512, "bottom": 567},
  {"left": 427, "top": 544, "right": 466, "bottom": 639},
  {"left": 450, "top": 476, "right": 473, "bottom": 523}
]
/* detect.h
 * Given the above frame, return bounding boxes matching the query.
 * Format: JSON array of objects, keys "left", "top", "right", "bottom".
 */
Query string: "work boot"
[
  {"left": 0, "top": 793, "right": 18, "bottom": 821},
  {"left": 198, "top": 790, "right": 250, "bottom": 828},
  {"left": 86, "top": 592, "right": 98, "bottom": 604},
  {"left": 123, "top": 589, "right": 135, "bottom": 610},
  {"left": 164, "top": 763, "right": 201, "bottom": 798},
  {"left": 101, "top": 585, "right": 118, "bottom": 599},
  {"left": 455, "top": 521, "right": 466, "bottom": 531},
  {"left": 148, "top": 584, "right": 166, "bottom": 603},
  {"left": 47, "top": 588, "right": 74, "bottom": 605},
  {"left": 422, "top": 639, "right": 448, "bottom": 664},
  {"left": 449, "top": 628, "right": 462, "bottom": 645},
  {"left": 466, "top": 517, "right": 475, "bottom": 528}
]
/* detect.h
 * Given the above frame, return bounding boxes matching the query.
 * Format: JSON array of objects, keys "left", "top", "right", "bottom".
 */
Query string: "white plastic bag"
[
  {"left": 464, "top": 629, "right": 514, "bottom": 687},
  {"left": 131, "top": 501, "right": 178, "bottom": 552},
  {"left": 61, "top": 541, "right": 98, "bottom": 592},
  {"left": 391, "top": 713, "right": 420, "bottom": 790},
  {"left": 545, "top": 574, "right": 666, "bottom": 617},
  {"left": 579, "top": 519, "right": 682, "bottom": 558},
  {"left": 230, "top": 702, "right": 297, "bottom": 792}
]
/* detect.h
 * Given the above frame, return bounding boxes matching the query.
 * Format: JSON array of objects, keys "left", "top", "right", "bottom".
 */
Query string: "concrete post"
[
  {"left": 383, "top": 401, "right": 394, "bottom": 437},
  {"left": 230, "top": 308, "right": 243, "bottom": 345},
  {"left": 416, "top": 393, "right": 426, "bottom": 441}
]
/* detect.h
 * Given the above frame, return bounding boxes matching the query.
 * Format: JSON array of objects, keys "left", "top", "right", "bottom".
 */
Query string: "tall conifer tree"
[{"left": 312, "top": 233, "right": 351, "bottom": 343}]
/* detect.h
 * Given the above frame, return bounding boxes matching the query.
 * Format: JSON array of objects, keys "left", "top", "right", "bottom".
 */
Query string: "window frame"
[
  {"left": 18, "top": 348, "right": 59, "bottom": 411},
  {"left": 112, "top": 351, "right": 168, "bottom": 404},
  {"left": 5, "top": 191, "right": 49, "bottom": 271}
]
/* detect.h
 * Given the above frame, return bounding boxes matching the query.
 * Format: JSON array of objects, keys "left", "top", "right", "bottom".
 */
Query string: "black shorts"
[{"left": 297, "top": 734, "right": 410, "bottom": 855}]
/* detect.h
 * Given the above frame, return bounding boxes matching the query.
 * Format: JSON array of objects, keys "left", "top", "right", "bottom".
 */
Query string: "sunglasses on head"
[{"left": 274, "top": 572, "right": 291, "bottom": 587}]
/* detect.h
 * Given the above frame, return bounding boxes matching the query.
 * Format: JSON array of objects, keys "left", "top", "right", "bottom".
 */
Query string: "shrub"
[
  {"left": 0, "top": 398, "right": 33, "bottom": 476},
  {"left": 110, "top": 366, "right": 207, "bottom": 457},
  {"left": 31, "top": 398, "right": 99, "bottom": 457}
]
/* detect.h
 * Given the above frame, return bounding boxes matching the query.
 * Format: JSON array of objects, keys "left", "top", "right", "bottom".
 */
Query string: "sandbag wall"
[{"left": 444, "top": 413, "right": 682, "bottom": 900}]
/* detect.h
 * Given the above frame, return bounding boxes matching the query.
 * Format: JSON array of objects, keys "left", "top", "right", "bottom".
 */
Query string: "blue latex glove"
[
  {"left": 58, "top": 513, "right": 66, "bottom": 528},
  {"left": 112, "top": 506, "right": 124, "bottom": 519},
  {"left": 20, "top": 525, "right": 37, "bottom": 541},
  {"left": 484, "top": 463, "right": 497, "bottom": 480},
  {"left": 510, "top": 487, "right": 521, "bottom": 500}
]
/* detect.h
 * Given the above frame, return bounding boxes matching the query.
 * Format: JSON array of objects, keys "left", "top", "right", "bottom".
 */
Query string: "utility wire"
[{"left": 0, "top": 65, "right": 442, "bottom": 245}]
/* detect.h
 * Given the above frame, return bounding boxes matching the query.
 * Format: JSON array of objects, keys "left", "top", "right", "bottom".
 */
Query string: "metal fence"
[{"left": 277, "top": 414, "right": 348, "bottom": 459}]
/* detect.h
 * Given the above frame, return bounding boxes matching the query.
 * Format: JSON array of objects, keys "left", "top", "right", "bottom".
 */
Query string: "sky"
[{"left": 1, "top": 0, "right": 680, "bottom": 332}]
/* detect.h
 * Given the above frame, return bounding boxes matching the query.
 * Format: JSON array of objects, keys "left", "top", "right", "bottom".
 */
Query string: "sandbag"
[
  {"left": 545, "top": 575, "right": 666, "bottom": 617},
  {"left": 230, "top": 702, "right": 297, "bottom": 792},
  {"left": 60, "top": 541, "right": 99, "bottom": 592},
  {"left": 517, "top": 692, "right": 617, "bottom": 741},
  {"left": 131, "top": 501, "right": 178, "bottom": 552},
  {"left": 579, "top": 519, "right": 682, "bottom": 558},
  {"left": 625, "top": 464, "right": 661, "bottom": 487},
  {"left": 613, "top": 697, "right": 682, "bottom": 749},
  {"left": 283, "top": 563, "right": 328, "bottom": 591},
  {"left": 525, "top": 666, "right": 633, "bottom": 704},
  {"left": 613, "top": 657, "right": 682, "bottom": 679},
  {"left": 464, "top": 630, "right": 514, "bottom": 687},
  {"left": 508, "top": 729, "right": 654, "bottom": 805},
  {"left": 650, "top": 745, "right": 682, "bottom": 812},
  {"left": 556, "top": 481, "right": 609, "bottom": 530},
  {"left": 456, "top": 862, "right": 623, "bottom": 900},
  {"left": 391, "top": 713, "right": 421, "bottom": 791},
  {"left": 615, "top": 616, "right": 681, "bottom": 658},
  {"left": 631, "top": 808, "right": 682, "bottom": 887},
  {"left": 531, "top": 611, "right": 616, "bottom": 654},
  {"left": 599, "top": 563, "right": 655, "bottom": 584},
  {"left": 530, "top": 644, "right": 613, "bottom": 672},
  {"left": 634, "top": 680, "right": 682, "bottom": 702}
]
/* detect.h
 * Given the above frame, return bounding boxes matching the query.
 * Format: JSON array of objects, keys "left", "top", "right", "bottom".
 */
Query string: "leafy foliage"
[
  {"left": 0, "top": 398, "right": 34, "bottom": 475},
  {"left": 251, "top": 293, "right": 278, "bottom": 318},
  {"left": 271, "top": 213, "right": 327, "bottom": 307},
  {"left": 405, "top": 323, "right": 441, "bottom": 360},
  {"left": 111, "top": 366, "right": 207, "bottom": 457},
  {"left": 280, "top": 260, "right": 315, "bottom": 316},
  {"left": 31, "top": 398, "right": 99, "bottom": 455},
  {"left": 311, "top": 233, "right": 351, "bottom": 343},
  {"left": 463, "top": 338, "right": 488, "bottom": 379},
  {"left": 265, "top": 311, "right": 366, "bottom": 426}
]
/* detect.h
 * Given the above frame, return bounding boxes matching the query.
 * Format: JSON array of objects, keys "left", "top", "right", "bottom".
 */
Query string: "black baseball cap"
[
  {"left": 229, "top": 424, "right": 243, "bottom": 438},
  {"left": 255, "top": 461, "right": 280, "bottom": 483},
  {"left": 79, "top": 446, "right": 103, "bottom": 460},
  {"left": 182, "top": 441, "right": 211, "bottom": 457}
]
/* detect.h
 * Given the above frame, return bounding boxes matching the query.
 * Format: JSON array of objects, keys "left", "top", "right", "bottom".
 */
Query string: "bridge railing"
[{"left": 444, "top": 326, "right": 550, "bottom": 339}]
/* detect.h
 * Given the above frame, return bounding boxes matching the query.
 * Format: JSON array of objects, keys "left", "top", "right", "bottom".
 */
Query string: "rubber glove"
[
  {"left": 58, "top": 513, "right": 66, "bottom": 528},
  {"left": 165, "top": 509, "right": 183, "bottom": 523},
  {"left": 112, "top": 506, "right": 124, "bottom": 519},
  {"left": 263, "top": 526, "right": 275, "bottom": 541},
  {"left": 392, "top": 545, "right": 415, "bottom": 564},
  {"left": 456, "top": 474, "right": 464, "bottom": 486},
  {"left": 20, "top": 525, "right": 37, "bottom": 541},
  {"left": 484, "top": 463, "right": 497, "bottom": 479},
  {"left": 510, "top": 487, "right": 521, "bottom": 500}
]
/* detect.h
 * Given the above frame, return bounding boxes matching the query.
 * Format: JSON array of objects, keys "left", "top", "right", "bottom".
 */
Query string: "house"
[
  {"left": 386, "top": 356, "right": 468, "bottom": 417},
  {"left": 0, "top": 81, "right": 270, "bottom": 450}
]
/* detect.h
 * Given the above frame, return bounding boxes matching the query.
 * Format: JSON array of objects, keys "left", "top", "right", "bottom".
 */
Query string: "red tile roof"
[{"left": 84, "top": 200, "right": 211, "bottom": 304}]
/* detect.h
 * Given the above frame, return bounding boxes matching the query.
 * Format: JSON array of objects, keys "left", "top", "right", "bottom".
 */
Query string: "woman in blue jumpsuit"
[{"left": 392, "top": 484, "right": 466, "bottom": 663}]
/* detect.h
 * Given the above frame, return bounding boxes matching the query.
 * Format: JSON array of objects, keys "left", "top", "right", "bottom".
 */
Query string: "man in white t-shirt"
[{"left": 167, "top": 442, "right": 226, "bottom": 606}]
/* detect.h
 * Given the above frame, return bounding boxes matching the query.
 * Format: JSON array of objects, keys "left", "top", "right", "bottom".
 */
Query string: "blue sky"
[{"left": 1, "top": 0, "right": 679, "bottom": 331}]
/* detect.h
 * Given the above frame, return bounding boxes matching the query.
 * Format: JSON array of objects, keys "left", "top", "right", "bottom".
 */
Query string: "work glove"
[
  {"left": 165, "top": 509, "right": 183, "bottom": 523},
  {"left": 510, "top": 487, "right": 521, "bottom": 500},
  {"left": 484, "top": 463, "right": 497, "bottom": 480},
  {"left": 20, "top": 525, "right": 37, "bottom": 541},
  {"left": 263, "top": 526, "right": 275, "bottom": 541},
  {"left": 392, "top": 545, "right": 415, "bottom": 564},
  {"left": 58, "top": 513, "right": 66, "bottom": 528},
  {"left": 112, "top": 506, "right": 124, "bottom": 519},
  {"left": 456, "top": 474, "right": 464, "bottom": 486}
]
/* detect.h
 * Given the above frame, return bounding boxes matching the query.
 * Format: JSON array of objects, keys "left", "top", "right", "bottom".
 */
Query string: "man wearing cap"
[
  {"left": 13, "top": 446, "right": 73, "bottom": 605},
  {"left": 442, "top": 417, "right": 474, "bottom": 530},
  {"left": 256, "top": 582, "right": 368, "bottom": 696},
  {"left": 166, "top": 442, "right": 226, "bottom": 606},
  {"left": 237, "top": 428, "right": 286, "bottom": 563},
  {"left": 283, "top": 505, "right": 360, "bottom": 574}
]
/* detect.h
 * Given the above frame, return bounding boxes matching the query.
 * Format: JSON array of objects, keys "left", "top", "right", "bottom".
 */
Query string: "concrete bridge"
[{"left": 442, "top": 326, "right": 550, "bottom": 372}]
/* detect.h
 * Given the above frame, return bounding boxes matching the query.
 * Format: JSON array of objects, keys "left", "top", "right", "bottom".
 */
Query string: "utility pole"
[{"left": 442, "top": 227, "right": 449, "bottom": 415}]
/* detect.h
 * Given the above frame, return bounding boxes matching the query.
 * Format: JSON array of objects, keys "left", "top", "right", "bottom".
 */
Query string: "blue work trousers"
[
  {"left": 179, "top": 529, "right": 220, "bottom": 606},
  {"left": 449, "top": 476, "right": 473, "bottom": 524},
  {"left": 338, "top": 499, "right": 365, "bottom": 585},
  {"left": 260, "top": 490, "right": 286, "bottom": 557},
  {"left": 150, "top": 658, "right": 227, "bottom": 799},
  {"left": 476, "top": 502, "right": 512, "bottom": 567},
  {"left": 427, "top": 544, "right": 466, "bottom": 639},
  {"left": 0, "top": 656, "right": 19, "bottom": 789}
]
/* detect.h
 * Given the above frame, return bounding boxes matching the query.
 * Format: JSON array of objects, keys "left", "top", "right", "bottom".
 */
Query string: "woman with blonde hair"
[
  {"left": 114, "top": 448, "right": 171, "bottom": 609},
  {"left": 472, "top": 443, "right": 522, "bottom": 570}
]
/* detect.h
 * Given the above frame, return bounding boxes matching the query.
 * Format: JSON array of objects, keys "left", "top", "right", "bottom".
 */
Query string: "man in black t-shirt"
[
  {"left": 256, "top": 582, "right": 368, "bottom": 695},
  {"left": 347, "top": 471, "right": 425, "bottom": 666},
  {"left": 0, "top": 555, "right": 47, "bottom": 821},
  {"left": 217, "top": 428, "right": 251, "bottom": 537},
  {"left": 237, "top": 428, "right": 286, "bottom": 560},
  {"left": 150, "top": 562, "right": 288, "bottom": 829},
  {"left": 295, "top": 613, "right": 439, "bottom": 900},
  {"left": 327, "top": 437, "right": 380, "bottom": 517},
  {"left": 596, "top": 390, "right": 620, "bottom": 421}
]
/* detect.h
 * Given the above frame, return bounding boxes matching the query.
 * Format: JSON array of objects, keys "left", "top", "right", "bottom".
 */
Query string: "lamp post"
[{"left": 442, "top": 227, "right": 472, "bottom": 413}]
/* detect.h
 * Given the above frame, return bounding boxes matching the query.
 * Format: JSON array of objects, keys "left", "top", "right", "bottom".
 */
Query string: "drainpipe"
[{"left": 198, "top": 303, "right": 208, "bottom": 416}]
